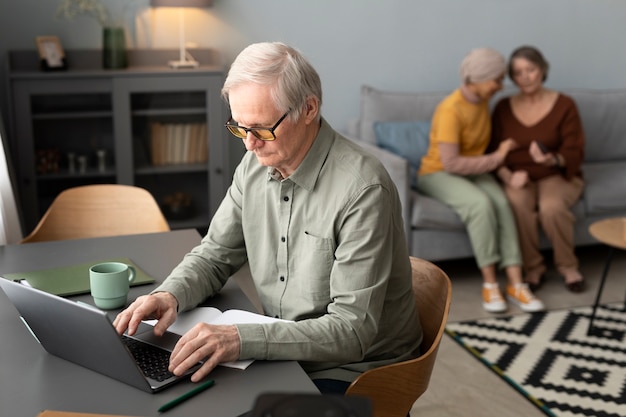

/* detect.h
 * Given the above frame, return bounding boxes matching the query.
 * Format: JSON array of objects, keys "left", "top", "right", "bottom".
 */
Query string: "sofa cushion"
[
  {"left": 582, "top": 161, "right": 626, "bottom": 214},
  {"left": 565, "top": 89, "right": 626, "bottom": 162},
  {"left": 359, "top": 85, "right": 447, "bottom": 145}
]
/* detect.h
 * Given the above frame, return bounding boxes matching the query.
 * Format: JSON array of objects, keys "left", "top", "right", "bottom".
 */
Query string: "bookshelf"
[{"left": 8, "top": 49, "right": 243, "bottom": 233}]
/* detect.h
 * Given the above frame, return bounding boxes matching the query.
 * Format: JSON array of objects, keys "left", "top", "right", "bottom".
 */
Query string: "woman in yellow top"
[{"left": 418, "top": 47, "right": 544, "bottom": 313}]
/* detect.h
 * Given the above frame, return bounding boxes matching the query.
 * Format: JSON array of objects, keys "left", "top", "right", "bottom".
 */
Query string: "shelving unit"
[{"left": 8, "top": 49, "right": 242, "bottom": 234}]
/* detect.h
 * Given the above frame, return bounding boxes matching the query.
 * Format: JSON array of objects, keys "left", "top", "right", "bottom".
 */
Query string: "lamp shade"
[{"left": 151, "top": 0, "right": 212, "bottom": 7}]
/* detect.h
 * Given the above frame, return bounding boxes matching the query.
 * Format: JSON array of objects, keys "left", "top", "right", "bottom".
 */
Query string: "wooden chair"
[
  {"left": 20, "top": 184, "right": 170, "bottom": 243},
  {"left": 345, "top": 256, "right": 452, "bottom": 417}
]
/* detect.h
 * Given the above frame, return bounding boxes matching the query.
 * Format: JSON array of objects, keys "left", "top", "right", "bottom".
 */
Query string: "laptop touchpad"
[{"left": 132, "top": 326, "right": 181, "bottom": 352}]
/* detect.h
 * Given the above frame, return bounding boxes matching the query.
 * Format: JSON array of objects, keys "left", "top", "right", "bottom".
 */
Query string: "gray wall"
[{"left": 2, "top": 0, "right": 626, "bottom": 137}]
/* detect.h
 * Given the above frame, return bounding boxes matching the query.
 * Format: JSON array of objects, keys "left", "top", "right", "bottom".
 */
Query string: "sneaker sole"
[
  {"left": 482, "top": 302, "right": 507, "bottom": 313},
  {"left": 507, "top": 295, "right": 545, "bottom": 313}
]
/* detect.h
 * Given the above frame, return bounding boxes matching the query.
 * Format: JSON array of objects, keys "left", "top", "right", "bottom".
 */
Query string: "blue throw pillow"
[
  {"left": 373, "top": 120, "right": 431, "bottom": 169},
  {"left": 373, "top": 120, "right": 431, "bottom": 189}
]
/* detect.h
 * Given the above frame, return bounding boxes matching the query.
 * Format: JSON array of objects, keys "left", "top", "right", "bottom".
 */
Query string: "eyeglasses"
[{"left": 224, "top": 110, "right": 290, "bottom": 141}]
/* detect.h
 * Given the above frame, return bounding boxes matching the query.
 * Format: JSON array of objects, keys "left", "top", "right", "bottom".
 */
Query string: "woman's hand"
[
  {"left": 496, "top": 138, "right": 518, "bottom": 159},
  {"left": 509, "top": 170, "right": 529, "bottom": 189},
  {"left": 529, "top": 141, "right": 558, "bottom": 166},
  {"left": 498, "top": 166, "right": 528, "bottom": 189}
]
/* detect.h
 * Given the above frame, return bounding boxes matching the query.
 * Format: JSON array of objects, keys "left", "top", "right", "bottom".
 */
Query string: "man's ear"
[{"left": 303, "top": 96, "right": 320, "bottom": 125}]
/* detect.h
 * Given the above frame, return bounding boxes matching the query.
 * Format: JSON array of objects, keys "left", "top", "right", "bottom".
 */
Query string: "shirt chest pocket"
[{"left": 292, "top": 231, "right": 335, "bottom": 301}]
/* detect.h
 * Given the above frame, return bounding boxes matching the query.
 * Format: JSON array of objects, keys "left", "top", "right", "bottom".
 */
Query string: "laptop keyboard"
[{"left": 122, "top": 335, "right": 175, "bottom": 382}]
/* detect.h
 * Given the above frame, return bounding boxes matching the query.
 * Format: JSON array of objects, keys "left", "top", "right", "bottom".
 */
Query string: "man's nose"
[{"left": 243, "top": 132, "right": 261, "bottom": 150}]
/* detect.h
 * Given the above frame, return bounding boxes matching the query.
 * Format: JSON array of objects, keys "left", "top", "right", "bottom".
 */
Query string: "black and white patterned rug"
[{"left": 445, "top": 303, "right": 626, "bottom": 417}]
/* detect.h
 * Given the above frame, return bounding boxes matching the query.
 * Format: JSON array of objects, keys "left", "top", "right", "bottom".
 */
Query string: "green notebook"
[{"left": 2, "top": 257, "right": 155, "bottom": 296}]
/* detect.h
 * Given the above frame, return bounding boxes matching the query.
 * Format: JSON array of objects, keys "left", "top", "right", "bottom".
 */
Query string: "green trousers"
[{"left": 418, "top": 172, "right": 521, "bottom": 269}]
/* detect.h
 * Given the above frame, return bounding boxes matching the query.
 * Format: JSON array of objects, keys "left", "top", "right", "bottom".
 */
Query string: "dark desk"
[{"left": 0, "top": 230, "right": 317, "bottom": 417}]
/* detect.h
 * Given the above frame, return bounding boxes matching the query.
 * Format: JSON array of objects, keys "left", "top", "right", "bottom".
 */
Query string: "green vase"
[{"left": 102, "top": 27, "right": 128, "bottom": 69}]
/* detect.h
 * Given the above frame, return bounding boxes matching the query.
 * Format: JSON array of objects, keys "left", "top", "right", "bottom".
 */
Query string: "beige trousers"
[{"left": 503, "top": 175, "right": 584, "bottom": 273}]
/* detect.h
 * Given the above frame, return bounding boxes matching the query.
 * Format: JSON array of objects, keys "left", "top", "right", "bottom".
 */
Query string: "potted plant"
[{"left": 56, "top": 0, "right": 131, "bottom": 69}]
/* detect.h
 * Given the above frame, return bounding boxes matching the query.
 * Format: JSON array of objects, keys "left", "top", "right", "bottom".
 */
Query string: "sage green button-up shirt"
[{"left": 155, "top": 119, "right": 422, "bottom": 381}]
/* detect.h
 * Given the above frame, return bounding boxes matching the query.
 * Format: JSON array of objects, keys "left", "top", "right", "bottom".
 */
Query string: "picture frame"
[{"left": 36, "top": 36, "right": 67, "bottom": 71}]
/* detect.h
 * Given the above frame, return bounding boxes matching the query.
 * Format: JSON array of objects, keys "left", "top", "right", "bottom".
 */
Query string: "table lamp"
[{"left": 151, "top": 0, "right": 212, "bottom": 69}]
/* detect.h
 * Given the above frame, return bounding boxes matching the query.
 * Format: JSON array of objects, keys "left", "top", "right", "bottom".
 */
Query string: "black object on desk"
[{"left": 247, "top": 393, "right": 371, "bottom": 417}]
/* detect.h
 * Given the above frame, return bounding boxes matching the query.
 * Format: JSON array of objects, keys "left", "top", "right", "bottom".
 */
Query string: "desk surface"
[
  {"left": 0, "top": 230, "right": 317, "bottom": 417},
  {"left": 589, "top": 217, "right": 626, "bottom": 250}
]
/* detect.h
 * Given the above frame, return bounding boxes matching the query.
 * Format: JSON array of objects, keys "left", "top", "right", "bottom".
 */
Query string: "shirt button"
[
  {"left": 279, "top": 276, "right": 285, "bottom": 282},
  {"left": 281, "top": 236, "right": 286, "bottom": 242},
  {"left": 283, "top": 196, "right": 289, "bottom": 202}
]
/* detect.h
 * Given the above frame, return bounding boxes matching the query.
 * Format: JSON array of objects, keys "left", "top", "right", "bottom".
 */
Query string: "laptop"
[{"left": 0, "top": 278, "right": 202, "bottom": 393}]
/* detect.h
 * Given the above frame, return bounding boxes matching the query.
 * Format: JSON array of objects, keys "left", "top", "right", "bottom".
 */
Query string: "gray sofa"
[{"left": 346, "top": 85, "right": 626, "bottom": 262}]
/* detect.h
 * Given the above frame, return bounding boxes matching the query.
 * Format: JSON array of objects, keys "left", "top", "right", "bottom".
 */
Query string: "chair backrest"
[
  {"left": 345, "top": 256, "right": 452, "bottom": 417},
  {"left": 20, "top": 184, "right": 170, "bottom": 243}
]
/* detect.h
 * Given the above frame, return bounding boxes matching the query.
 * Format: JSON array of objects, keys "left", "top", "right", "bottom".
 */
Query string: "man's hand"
[
  {"left": 169, "top": 323, "right": 241, "bottom": 382},
  {"left": 112, "top": 292, "right": 178, "bottom": 337}
]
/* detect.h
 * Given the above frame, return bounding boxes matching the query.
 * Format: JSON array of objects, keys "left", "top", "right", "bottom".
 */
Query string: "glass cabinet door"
[
  {"left": 114, "top": 74, "right": 226, "bottom": 231},
  {"left": 9, "top": 50, "right": 232, "bottom": 236},
  {"left": 12, "top": 79, "right": 116, "bottom": 230}
]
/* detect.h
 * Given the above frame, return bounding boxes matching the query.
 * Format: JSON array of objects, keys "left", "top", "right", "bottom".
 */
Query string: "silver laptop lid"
[{"left": 0, "top": 278, "right": 197, "bottom": 393}]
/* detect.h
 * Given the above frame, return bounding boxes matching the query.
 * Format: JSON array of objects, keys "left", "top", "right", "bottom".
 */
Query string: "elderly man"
[{"left": 114, "top": 42, "right": 421, "bottom": 394}]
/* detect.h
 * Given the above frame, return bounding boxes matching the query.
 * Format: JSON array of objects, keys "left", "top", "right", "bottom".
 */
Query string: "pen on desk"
[{"left": 158, "top": 379, "right": 215, "bottom": 413}]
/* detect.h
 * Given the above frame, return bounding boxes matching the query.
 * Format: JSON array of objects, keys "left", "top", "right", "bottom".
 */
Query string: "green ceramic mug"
[{"left": 89, "top": 262, "right": 136, "bottom": 309}]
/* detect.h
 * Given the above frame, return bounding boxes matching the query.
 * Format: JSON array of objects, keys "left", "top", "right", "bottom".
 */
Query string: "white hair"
[{"left": 222, "top": 42, "right": 322, "bottom": 122}]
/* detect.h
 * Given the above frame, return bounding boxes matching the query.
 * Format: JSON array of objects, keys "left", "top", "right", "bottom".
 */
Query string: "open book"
[{"left": 144, "top": 307, "right": 291, "bottom": 370}]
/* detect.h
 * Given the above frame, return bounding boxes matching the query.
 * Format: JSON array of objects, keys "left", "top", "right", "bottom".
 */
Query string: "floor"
[{"left": 410, "top": 244, "right": 626, "bottom": 417}]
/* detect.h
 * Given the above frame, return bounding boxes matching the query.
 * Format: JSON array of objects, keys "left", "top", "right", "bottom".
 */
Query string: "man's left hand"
[{"left": 169, "top": 324, "right": 241, "bottom": 382}]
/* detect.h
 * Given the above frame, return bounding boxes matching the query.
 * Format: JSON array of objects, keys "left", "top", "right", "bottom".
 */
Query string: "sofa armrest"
[{"left": 349, "top": 137, "right": 412, "bottom": 245}]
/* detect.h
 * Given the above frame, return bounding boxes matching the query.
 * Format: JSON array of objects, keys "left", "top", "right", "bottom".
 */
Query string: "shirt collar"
[{"left": 266, "top": 118, "right": 334, "bottom": 192}]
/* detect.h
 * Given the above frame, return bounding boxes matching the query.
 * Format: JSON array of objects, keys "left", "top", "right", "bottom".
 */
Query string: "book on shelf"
[{"left": 150, "top": 122, "right": 208, "bottom": 166}]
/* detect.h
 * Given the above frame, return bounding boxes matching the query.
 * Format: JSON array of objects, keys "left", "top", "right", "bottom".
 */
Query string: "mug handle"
[{"left": 127, "top": 265, "right": 136, "bottom": 284}]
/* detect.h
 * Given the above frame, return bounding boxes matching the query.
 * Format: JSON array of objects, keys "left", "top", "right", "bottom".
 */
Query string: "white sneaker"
[
  {"left": 482, "top": 283, "right": 507, "bottom": 313},
  {"left": 507, "top": 283, "right": 545, "bottom": 312}
]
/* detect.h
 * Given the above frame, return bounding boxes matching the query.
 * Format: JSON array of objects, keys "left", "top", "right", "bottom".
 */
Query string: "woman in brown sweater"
[{"left": 491, "top": 45, "right": 585, "bottom": 292}]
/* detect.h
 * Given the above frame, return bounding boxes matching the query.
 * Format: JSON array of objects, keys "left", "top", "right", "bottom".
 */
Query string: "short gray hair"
[
  {"left": 221, "top": 42, "right": 322, "bottom": 122},
  {"left": 459, "top": 47, "right": 506, "bottom": 85}
]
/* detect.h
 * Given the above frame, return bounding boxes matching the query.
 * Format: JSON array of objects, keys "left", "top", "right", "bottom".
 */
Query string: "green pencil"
[{"left": 158, "top": 379, "right": 215, "bottom": 413}]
